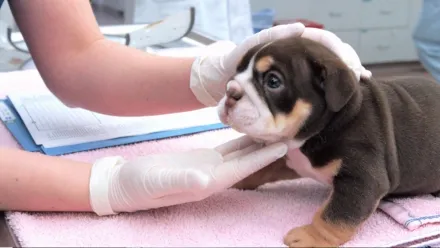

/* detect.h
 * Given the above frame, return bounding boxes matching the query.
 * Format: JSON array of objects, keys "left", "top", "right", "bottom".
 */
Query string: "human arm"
[
  {"left": 0, "top": 136, "right": 287, "bottom": 213},
  {"left": 0, "top": 147, "right": 93, "bottom": 212},
  {"left": 9, "top": 0, "right": 201, "bottom": 116}
]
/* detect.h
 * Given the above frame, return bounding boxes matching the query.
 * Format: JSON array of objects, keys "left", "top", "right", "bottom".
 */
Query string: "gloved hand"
[
  {"left": 190, "top": 22, "right": 372, "bottom": 107},
  {"left": 88, "top": 135, "right": 288, "bottom": 216},
  {"left": 300, "top": 28, "right": 372, "bottom": 81}
]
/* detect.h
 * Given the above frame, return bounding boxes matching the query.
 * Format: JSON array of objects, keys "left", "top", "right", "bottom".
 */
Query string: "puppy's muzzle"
[{"left": 225, "top": 80, "right": 243, "bottom": 109}]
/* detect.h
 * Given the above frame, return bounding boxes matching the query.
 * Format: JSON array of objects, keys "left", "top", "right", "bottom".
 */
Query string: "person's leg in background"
[{"left": 413, "top": 0, "right": 440, "bottom": 83}]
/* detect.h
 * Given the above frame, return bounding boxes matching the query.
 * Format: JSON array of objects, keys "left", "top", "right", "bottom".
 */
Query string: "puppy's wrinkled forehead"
[
  {"left": 236, "top": 36, "right": 333, "bottom": 78},
  {"left": 234, "top": 38, "right": 317, "bottom": 115},
  {"left": 237, "top": 41, "right": 288, "bottom": 75},
  {"left": 235, "top": 38, "right": 317, "bottom": 93}
]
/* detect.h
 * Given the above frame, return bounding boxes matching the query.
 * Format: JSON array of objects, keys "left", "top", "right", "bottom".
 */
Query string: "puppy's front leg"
[
  {"left": 231, "top": 157, "right": 300, "bottom": 190},
  {"left": 284, "top": 160, "right": 390, "bottom": 247}
]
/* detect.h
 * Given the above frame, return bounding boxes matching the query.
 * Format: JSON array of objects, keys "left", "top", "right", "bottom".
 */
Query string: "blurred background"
[{"left": 0, "top": 0, "right": 436, "bottom": 81}]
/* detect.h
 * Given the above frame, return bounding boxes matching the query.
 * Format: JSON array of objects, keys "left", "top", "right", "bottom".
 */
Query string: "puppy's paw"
[{"left": 283, "top": 225, "right": 333, "bottom": 248}]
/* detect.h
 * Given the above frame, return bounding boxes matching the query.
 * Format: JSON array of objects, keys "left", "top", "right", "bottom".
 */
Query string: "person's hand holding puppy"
[
  {"left": 88, "top": 135, "right": 287, "bottom": 216},
  {"left": 190, "top": 22, "right": 371, "bottom": 107}
]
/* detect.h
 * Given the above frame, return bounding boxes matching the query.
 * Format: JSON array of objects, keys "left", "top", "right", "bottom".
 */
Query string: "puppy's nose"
[{"left": 225, "top": 80, "right": 243, "bottom": 108}]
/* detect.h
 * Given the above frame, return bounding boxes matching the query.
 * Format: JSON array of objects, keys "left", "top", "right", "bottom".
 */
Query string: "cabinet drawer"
[
  {"left": 309, "top": 0, "right": 361, "bottom": 31},
  {"left": 359, "top": 29, "right": 414, "bottom": 64},
  {"left": 360, "top": 0, "right": 410, "bottom": 29},
  {"left": 332, "top": 30, "right": 360, "bottom": 52}
]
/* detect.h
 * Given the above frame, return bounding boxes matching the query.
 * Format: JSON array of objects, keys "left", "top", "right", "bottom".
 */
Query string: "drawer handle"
[
  {"left": 376, "top": 45, "right": 390, "bottom": 51},
  {"left": 328, "top": 12, "right": 342, "bottom": 18},
  {"left": 379, "top": 10, "right": 392, "bottom": 15}
]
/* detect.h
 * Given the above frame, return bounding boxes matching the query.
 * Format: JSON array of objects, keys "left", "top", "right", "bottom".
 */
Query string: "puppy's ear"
[{"left": 322, "top": 66, "right": 357, "bottom": 112}]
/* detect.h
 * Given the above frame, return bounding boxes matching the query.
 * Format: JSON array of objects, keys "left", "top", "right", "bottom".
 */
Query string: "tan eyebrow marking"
[{"left": 255, "top": 55, "right": 274, "bottom": 73}]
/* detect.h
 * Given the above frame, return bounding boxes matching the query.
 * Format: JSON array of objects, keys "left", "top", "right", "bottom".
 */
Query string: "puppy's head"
[{"left": 217, "top": 36, "right": 359, "bottom": 145}]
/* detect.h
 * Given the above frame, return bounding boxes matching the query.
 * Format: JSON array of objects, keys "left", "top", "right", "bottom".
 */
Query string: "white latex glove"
[
  {"left": 300, "top": 28, "right": 372, "bottom": 81},
  {"left": 190, "top": 23, "right": 372, "bottom": 107},
  {"left": 89, "top": 135, "right": 288, "bottom": 216}
]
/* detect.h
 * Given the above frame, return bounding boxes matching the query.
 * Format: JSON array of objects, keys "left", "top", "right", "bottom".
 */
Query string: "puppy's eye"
[{"left": 264, "top": 71, "right": 283, "bottom": 89}]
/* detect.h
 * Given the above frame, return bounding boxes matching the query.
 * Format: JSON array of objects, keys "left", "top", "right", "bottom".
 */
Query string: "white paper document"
[{"left": 8, "top": 92, "right": 221, "bottom": 148}]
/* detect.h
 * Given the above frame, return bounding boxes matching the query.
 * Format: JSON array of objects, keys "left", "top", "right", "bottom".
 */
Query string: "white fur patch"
[
  {"left": 285, "top": 147, "right": 333, "bottom": 186},
  {"left": 218, "top": 52, "right": 297, "bottom": 143},
  {"left": 218, "top": 56, "right": 275, "bottom": 140}
]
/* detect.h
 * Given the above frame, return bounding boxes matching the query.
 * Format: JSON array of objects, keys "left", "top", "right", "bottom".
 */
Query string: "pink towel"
[{"left": 1, "top": 70, "right": 440, "bottom": 247}]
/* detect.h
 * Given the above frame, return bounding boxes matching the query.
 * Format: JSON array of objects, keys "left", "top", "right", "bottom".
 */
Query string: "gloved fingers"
[
  {"left": 202, "top": 40, "right": 237, "bottom": 57},
  {"left": 340, "top": 42, "right": 372, "bottom": 80},
  {"left": 212, "top": 142, "right": 288, "bottom": 187},
  {"left": 148, "top": 167, "right": 212, "bottom": 198},
  {"left": 252, "top": 22, "right": 306, "bottom": 45},
  {"left": 342, "top": 42, "right": 361, "bottom": 63},
  {"left": 224, "top": 22, "right": 305, "bottom": 72},
  {"left": 223, "top": 143, "right": 262, "bottom": 162},
  {"left": 340, "top": 42, "right": 362, "bottom": 81},
  {"left": 214, "top": 135, "right": 256, "bottom": 157},
  {"left": 301, "top": 28, "right": 348, "bottom": 70},
  {"left": 361, "top": 66, "right": 373, "bottom": 79},
  {"left": 177, "top": 149, "right": 223, "bottom": 166},
  {"left": 301, "top": 28, "right": 342, "bottom": 56},
  {"left": 302, "top": 28, "right": 372, "bottom": 81},
  {"left": 134, "top": 149, "right": 220, "bottom": 167}
]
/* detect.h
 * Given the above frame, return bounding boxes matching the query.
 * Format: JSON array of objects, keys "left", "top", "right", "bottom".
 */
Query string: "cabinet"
[
  {"left": 309, "top": 0, "right": 362, "bottom": 31},
  {"left": 250, "top": 0, "right": 423, "bottom": 64}
]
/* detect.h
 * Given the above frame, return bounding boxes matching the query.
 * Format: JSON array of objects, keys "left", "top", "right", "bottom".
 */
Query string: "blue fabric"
[
  {"left": 0, "top": 0, "right": 4, "bottom": 8},
  {"left": 413, "top": 0, "right": 440, "bottom": 83}
]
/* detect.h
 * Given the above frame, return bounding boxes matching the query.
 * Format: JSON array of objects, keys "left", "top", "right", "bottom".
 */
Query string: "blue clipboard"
[{"left": 0, "top": 98, "right": 228, "bottom": 156}]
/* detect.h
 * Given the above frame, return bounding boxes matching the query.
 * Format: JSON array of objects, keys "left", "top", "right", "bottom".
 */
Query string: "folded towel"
[
  {"left": 379, "top": 196, "right": 440, "bottom": 231},
  {"left": 1, "top": 70, "right": 440, "bottom": 247}
]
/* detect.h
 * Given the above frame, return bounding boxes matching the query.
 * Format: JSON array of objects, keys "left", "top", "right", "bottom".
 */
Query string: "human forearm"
[
  {"left": 45, "top": 40, "right": 201, "bottom": 116},
  {"left": 0, "top": 148, "right": 93, "bottom": 212}
]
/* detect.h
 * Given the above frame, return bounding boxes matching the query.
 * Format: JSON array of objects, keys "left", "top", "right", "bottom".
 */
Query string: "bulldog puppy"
[{"left": 217, "top": 36, "right": 440, "bottom": 247}]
